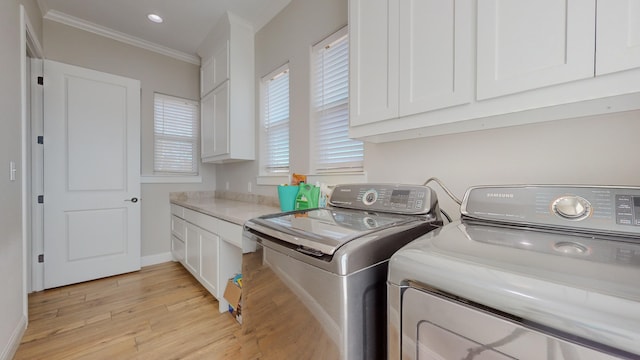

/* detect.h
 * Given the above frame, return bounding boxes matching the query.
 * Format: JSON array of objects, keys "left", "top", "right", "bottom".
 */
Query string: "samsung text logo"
[{"left": 486, "top": 193, "right": 514, "bottom": 199}]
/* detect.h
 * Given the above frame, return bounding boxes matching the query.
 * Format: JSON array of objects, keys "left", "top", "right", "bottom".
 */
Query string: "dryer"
[{"left": 388, "top": 185, "right": 640, "bottom": 359}]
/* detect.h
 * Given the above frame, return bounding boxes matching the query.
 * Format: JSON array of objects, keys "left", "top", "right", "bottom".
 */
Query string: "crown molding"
[
  {"left": 23, "top": 4, "right": 44, "bottom": 58},
  {"left": 43, "top": 9, "right": 200, "bottom": 65},
  {"left": 36, "top": 0, "right": 49, "bottom": 17}
]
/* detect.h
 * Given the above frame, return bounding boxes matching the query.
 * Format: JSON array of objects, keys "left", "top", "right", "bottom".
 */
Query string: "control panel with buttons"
[
  {"left": 462, "top": 185, "right": 640, "bottom": 238},
  {"left": 329, "top": 184, "right": 438, "bottom": 215}
]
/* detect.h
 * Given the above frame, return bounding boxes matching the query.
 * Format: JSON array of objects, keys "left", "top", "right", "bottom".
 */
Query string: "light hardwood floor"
[{"left": 15, "top": 262, "right": 241, "bottom": 359}]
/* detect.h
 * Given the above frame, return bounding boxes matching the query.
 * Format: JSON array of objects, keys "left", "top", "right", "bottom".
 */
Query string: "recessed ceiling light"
[{"left": 147, "top": 14, "right": 163, "bottom": 23}]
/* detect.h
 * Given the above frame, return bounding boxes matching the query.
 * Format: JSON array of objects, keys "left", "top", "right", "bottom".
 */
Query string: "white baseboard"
[
  {"left": 141, "top": 252, "right": 174, "bottom": 267},
  {"left": 1, "top": 315, "right": 26, "bottom": 360}
]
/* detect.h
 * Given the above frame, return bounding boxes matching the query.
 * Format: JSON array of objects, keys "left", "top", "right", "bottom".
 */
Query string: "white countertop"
[{"left": 171, "top": 196, "right": 281, "bottom": 225}]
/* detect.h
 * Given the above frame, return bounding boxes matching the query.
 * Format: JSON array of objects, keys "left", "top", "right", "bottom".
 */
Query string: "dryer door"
[{"left": 401, "top": 287, "right": 622, "bottom": 360}]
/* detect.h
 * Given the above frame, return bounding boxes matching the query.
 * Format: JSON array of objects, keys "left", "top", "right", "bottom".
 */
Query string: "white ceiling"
[{"left": 38, "top": 0, "right": 291, "bottom": 63}]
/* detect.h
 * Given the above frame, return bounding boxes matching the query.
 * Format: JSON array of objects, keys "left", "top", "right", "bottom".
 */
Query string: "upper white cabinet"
[
  {"left": 201, "top": 40, "right": 229, "bottom": 97},
  {"left": 198, "top": 13, "right": 255, "bottom": 163},
  {"left": 348, "top": 0, "right": 640, "bottom": 143},
  {"left": 349, "top": 0, "right": 472, "bottom": 127},
  {"left": 596, "top": 0, "right": 640, "bottom": 75},
  {"left": 476, "top": 0, "right": 595, "bottom": 100},
  {"left": 398, "top": 0, "right": 472, "bottom": 115},
  {"left": 201, "top": 81, "right": 230, "bottom": 159},
  {"left": 349, "top": 0, "right": 398, "bottom": 126}
]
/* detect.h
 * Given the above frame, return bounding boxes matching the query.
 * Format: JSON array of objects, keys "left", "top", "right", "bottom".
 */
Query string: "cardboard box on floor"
[{"left": 223, "top": 279, "right": 242, "bottom": 324}]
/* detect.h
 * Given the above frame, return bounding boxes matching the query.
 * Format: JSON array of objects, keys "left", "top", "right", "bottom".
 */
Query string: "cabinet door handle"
[{"left": 125, "top": 197, "right": 139, "bottom": 203}]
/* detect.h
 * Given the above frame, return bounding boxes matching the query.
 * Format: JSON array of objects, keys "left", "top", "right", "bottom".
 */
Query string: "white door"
[
  {"left": 43, "top": 60, "right": 141, "bottom": 289},
  {"left": 476, "top": 0, "right": 596, "bottom": 100}
]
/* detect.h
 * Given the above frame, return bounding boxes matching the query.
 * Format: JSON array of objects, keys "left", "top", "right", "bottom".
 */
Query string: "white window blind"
[
  {"left": 261, "top": 65, "right": 290, "bottom": 174},
  {"left": 153, "top": 93, "right": 199, "bottom": 175},
  {"left": 312, "top": 27, "right": 363, "bottom": 173}
]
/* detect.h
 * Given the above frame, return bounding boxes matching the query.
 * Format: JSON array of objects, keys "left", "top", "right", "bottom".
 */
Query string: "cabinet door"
[
  {"left": 201, "top": 81, "right": 230, "bottom": 160},
  {"left": 398, "top": 0, "right": 472, "bottom": 116},
  {"left": 477, "top": 0, "right": 596, "bottom": 100},
  {"left": 349, "top": 0, "right": 399, "bottom": 126},
  {"left": 171, "top": 235, "right": 185, "bottom": 263},
  {"left": 596, "top": 0, "right": 640, "bottom": 75},
  {"left": 213, "top": 40, "right": 230, "bottom": 89},
  {"left": 200, "top": 229, "right": 219, "bottom": 296},
  {"left": 201, "top": 41, "right": 230, "bottom": 97},
  {"left": 201, "top": 57, "right": 215, "bottom": 97},
  {"left": 185, "top": 223, "right": 200, "bottom": 275},
  {"left": 170, "top": 215, "right": 185, "bottom": 241}
]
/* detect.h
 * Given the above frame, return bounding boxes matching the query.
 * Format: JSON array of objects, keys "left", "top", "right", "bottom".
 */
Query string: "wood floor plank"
[
  {"left": 67, "top": 338, "right": 139, "bottom": 360},
  {"left": 27, "top": 292, "right": 86, "bottom": 317},
  {"left": 14, "top": 261, "right": 241, "bottom": 359}
]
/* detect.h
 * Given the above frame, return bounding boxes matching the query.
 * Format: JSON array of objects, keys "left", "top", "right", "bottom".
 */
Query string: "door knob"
[{"left": 125, "top": 197, "right": 139, "bottom": 203}]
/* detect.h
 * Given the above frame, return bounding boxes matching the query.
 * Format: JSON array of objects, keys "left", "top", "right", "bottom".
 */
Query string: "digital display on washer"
[
  {"left": 634, "top": 197, "right": 640, "bottom": 226},
  {"left": 390, "top": 190, "right": 411, "bottom": 204}
]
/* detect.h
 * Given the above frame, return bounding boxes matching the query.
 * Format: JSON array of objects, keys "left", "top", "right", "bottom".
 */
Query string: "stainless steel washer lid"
[
  {"left": 388, "top": 221, "right": 640, "bottom": 356},
  {"left": 246, "top": 207, "right": 423, "bottom": 255}
]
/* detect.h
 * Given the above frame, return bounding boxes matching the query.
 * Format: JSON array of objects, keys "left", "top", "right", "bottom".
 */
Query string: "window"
[
  {"left": 312, "top": 26, "right": 363, "bottom": 173},
  {"left": 260, "top": 64, "right": 290, "bottom": 175},
  {"left": 153, "top": 93, "right": 199, "bottom": 175}
]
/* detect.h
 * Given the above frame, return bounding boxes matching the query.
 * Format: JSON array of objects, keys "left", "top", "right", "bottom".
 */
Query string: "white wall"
[
  {"left": 220, "top": 0, "right": 640, "bottom": 220},
  {"left": 0, "top": 2, "right": 25, "bottom": 357},
  {"left": 18, "top": 0, "right": 41, "bottom": 42},
  {"left": 365, "top": 111, "right": 640, "bottom": 219},
  {"left": 215, "top": 0, "right": 348, "bottom": 197},
  {"left": 42, "top": 20, "right": 217, "bottom": 258},
  {"left": 0, "top": 1, "right": 41, "bottom": 357}
]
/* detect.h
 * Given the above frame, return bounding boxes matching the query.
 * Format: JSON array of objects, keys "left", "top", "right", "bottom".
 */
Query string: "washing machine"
[
  {"left": 388, "top": 185, "right": 640, "bottom": 359},
  {"left": 243, "top": 183, "right": 442, "bottom": 359}
]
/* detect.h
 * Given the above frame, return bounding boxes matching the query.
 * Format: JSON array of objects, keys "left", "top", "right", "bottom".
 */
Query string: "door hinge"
[
  {"left": 38, "top": 254, "right": 44, "bottom": 263},
  {"left": 37, "top": 76, "right": 44, "bottom": 85},
  {"left": 37, "top": 195, "right": 44, "bottom": 204},
  {"left": 37, "top": 136, "right": 44, "bottom": 144}
]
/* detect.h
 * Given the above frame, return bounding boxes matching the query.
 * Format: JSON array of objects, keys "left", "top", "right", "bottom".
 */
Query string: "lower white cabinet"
[
  {"left": 185, "top": 222, "right": 201, "bottom": 275},
  {"left": 171, "top": 235, "right": 185, "bottom": 263},
  {"left": 171, "top": 215, "right": 185, "bottom": 240},
  {"left": 170, "top": 204, "right": 243, "bottom": 313},
  {"left": 199, "top": 229, "right": 220, "bottom": 296}
]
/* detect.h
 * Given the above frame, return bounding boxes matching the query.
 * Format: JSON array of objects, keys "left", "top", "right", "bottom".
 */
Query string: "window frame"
[
  {"left": 310, "top": 26, "right": 364, "bottom": 175},
  {"left": 258, "top": 63, "right": 291, "bottom": 184},
  {"left": 152, "top": 92, "right": 200, "bottom": 177}
]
